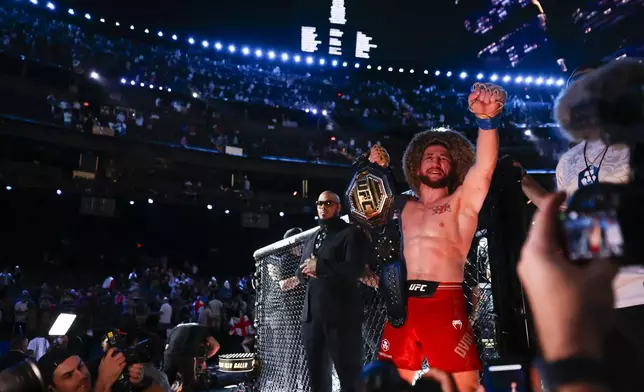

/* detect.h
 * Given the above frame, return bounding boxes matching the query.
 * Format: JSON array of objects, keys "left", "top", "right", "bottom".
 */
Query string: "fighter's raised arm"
[{"left": 460, "top": 83, "right": 506, "bottom": 215}]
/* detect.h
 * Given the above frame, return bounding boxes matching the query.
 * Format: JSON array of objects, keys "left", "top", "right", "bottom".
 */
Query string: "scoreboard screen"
[{"left": 299, "top": 0, "right": 377, "bottom": 59}]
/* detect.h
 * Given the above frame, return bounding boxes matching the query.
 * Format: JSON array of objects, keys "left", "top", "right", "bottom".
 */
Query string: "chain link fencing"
[{"left": 253, "top": 223, "right": 498, "bottom": 392}]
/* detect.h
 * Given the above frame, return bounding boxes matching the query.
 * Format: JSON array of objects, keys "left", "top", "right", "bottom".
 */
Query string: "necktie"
[{"left": 314, "top": 228, "right": 327, "bottom": 255}]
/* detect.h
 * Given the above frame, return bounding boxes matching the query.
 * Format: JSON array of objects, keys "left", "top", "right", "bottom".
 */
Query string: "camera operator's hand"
[
  {"left": 517, "top": 192, "right": 618, "bottom": 362},
  {"left": 95, "top": 348, "right": 127, "bottom": 392},
  {"left": 128, "top": 363, "right": 145, "bottom": 386}
]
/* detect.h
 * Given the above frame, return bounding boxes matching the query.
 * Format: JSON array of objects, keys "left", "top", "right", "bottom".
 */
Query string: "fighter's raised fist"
[
  {"left": 468, "top": 82, "right": 507, "bottom": 119},
  {"left": 368, "top": 144, "right": 391, "bottom": 168}
]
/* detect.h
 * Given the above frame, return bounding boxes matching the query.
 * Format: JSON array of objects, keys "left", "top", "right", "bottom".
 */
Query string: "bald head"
[{"left": 316, "top": 191, "right": 341, "bottom": 220}]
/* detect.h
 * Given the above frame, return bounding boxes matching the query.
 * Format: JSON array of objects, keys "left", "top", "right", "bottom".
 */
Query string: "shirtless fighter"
[{"left": 376, "top": 83, "right": 506, "bottom": 392}]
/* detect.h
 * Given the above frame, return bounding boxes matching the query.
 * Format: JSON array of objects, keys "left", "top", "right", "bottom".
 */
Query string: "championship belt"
[
  {"left": 218, "top": 353, "right": 257, "bottom": 373},
  {"left": 345, "top": 146, "right": 408, "bottom": 327},
  {"left": 344, "top": 147, "right": 396, "bottom": 233}
]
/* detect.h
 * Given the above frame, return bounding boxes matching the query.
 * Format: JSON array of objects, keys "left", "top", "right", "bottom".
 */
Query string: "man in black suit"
[
  {"left": 297, "top": 191, "right": 372, "bottom": 392},
  {"left": 0, "top": 335, "right": 28, "bottom": 371}
]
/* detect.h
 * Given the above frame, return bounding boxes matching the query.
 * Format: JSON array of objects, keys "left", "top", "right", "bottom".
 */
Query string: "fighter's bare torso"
[{"left": 401, "top": 187, "right": 478, "bottom": 283}]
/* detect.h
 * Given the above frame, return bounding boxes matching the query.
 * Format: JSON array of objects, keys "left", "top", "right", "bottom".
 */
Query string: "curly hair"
[{"left": 402, "top": 128, "right": 475, "bottom": 196}]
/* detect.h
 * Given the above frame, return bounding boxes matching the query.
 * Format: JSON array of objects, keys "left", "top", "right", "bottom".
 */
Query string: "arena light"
[
  {"left": 378, "top": 66, "right": 382, "bottom": 71},
  {"left": 131, "top": 25, "right": 136, "bottom": 31},
  {"left": 410, "top": 69, "right": 415, "bottom": 74},
  {"left": 207, "top": 204, "right": 213, "bottom": 210},
  {"left": 216, "top": 42, "right": 224, "bottom": 50},
  {"left": 503, "top": 75, "right": 511, "bottom": 83},
  {"left": 342, "top": 62, "right": 348, "bottom": 67},
  {"left": 100, "top": 18, "right": 105, "bottom": 23},
  {"left": 130, "top": 80, "right": 135, "bottom": 86},
  {"left": 546, "top": 77, "right": 554, "bottom": 85},
  {"left": 157, "top": 31, "right": 163, "bottom": 37},
  {"left": 388, "top": 67, "right": 393, "bottom": 72},
  {"left": 56, "top": 189, "right": 62, "bottom": 195},
  {"left": 556, "top": 78, "right": 565, "bottom": 86},
  {"left": 148, "top": 198, "right": 154, "bottom": 204},
  {"left": 515, "top": 76, "right": 524, "bottom": 83},
  {"left": 31, "top": 0, "right": 39, "bottom": 4},
  {"left": 90, "top": 71, "right": 99, "bottom": 80},
  {"left": 305, "top": 108, "right": 310, "bottom": 113},
  {"left": 281, "top": 53, "right": 289, "bottom": 61},
  {"left": 5, "top": 185, "right": 12, "bottom": 191},
  {"left": 240, "top": 47, "right": 248, "bottom": 55},
  {"left": 167, "top": 88, "right": 172, "bottom": 92},
  {"left": 188, "top": 37, "right": 195, "bottom": 45},
  {"left": 46, "top": 2, "right": 54, "bottom": 9},
  {"left": 536, "top": 77, "right": 544, "bottom": 85},
  {"left": 477, "top": 73, "right": 485, "bottom": 80},
  {"left": 49, "top": 313, "right": 76, "bottom": 336},
  {"left": 171, "top": 34, "right": 177, "bottom": 40},
  {"left": 306, "top": 56, "right": 314, "bottom": 64},
  {"left": 319, "top": 58, "right": 325, "bottom": 65},
  {"left": 354, "top": 63, "right": 360, "bottom": 68},
  {"left": 228, "top": 44, "right": 235, "bottom": 53},
  {"left": 149, "top": 84, "right": 154, "bottom": 89},
  {"left": 255, "top": 49, "right": 263, "bottom": 57},
  {"left": 312, "top": 109, "right": 318, "bottom": 114},
  {"left": 331, "top": 60, "right": 338, "bottom": 67},
  {"left": 367, "top": 65, "right": 372, "bottom": 69},
  {"left": 192, "top": 92, "right": 199, "bottom": 98},
  {"left": 140, "top": 82, "right": 145, "bottom": 87},
  {"left": 398, "top": 68, "right": 404, "bottom": 73},
  {"left": 424, "top": 70, "right": 429, "bottom": 75},
  {"left": 129, "top": 201, "right": 135, "bottom": 205},
  {"left": 115, "top": 22, "right": 120, "bottom": 26},
  {"left": 446, "top": 71, "right": 452, "bottom": 77},
  {"left": 225, "top": 209, "right": 230, "bottom": 214},
  {"left": 490, "top": 74, "right": 498, "bottom": 81},
  {"left": 294, "top": 55, "right": 301, "bottom": 63},
  {"left": 279, "top": 212, "right": 285, "bottom": 217},
  {"left": 314, "top": 216, "right": 319, "bottom": 220},
  {"left": 435, "top": 70, "right": 441, "bottom": 76},
  {"left": 268, "top": 51, "right": 276, "bottom": 59},
  {"left": 144, "top": 29, "right": 149, "bottom": 34},
  {"left": 68, "top": 8, "right": 74, "bottom": 15},
  {"left": 322, "top": 109, "right": 328, "bottom": 115},
  {"left": 84, "top": 13, "right": 90, "bottom": 19},
  {"left": 201, "top": 40, "right": 209, "bottom": 48},
  {"left": 460, "top": 72, "right": 467, "bottom": 79},
  {"left": 524, "top": 129, "right": 532, "bottom": 136},
  {"left": 120, "top": 78, "right": 127, "bottom": 84},
  {"left": 525, "top": 76, "right": 533, "bottom": 84},
  {"left": 159, "top": 86, "right": 163, "bottom": 90}
]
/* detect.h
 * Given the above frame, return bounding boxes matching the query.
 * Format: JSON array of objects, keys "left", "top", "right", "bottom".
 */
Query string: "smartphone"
[
  {"left": 561, "top": 209, "right": 624, "bottom": 262},
  {"left": 483, "top": 363, "right": 530, "bottom": 392}
]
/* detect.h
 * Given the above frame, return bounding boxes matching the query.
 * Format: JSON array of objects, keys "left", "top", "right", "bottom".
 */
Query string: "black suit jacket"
[{"left": 297, "top": 221, "right": 372, "bottom": 326}]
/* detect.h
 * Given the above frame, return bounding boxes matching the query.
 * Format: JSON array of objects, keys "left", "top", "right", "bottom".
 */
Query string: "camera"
[{"left": 102, "top": 329, "right": 152, "bottom": 392}]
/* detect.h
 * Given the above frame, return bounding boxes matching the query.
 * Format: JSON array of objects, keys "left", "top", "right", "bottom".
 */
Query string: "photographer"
[
  {"left": 519, "top": 59, "right": 644, "bottom": 392},
  {"left": 162, "top": 323, "right": 220, "bottom": 392},
  {"left": 37, "top": 347, "right": 161, "bottom": 392}
]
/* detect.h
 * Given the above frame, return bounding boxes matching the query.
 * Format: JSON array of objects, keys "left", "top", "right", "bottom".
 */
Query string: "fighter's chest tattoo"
[{"left": 431, "top": 203, "right": 451, "bottom": 215}]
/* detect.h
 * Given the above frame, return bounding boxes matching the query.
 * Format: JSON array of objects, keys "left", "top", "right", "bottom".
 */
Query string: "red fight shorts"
[{"left": 378, "top": 282, "right": 481, "bottom": 374}]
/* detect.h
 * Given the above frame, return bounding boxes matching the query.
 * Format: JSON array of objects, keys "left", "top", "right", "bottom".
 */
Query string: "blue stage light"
[
  {"left": 556, "top": 79, "right": 565, "bottom": 86},
  {"left": 332, "top": 60, "right": 338, "bottom": 66},
  {"left": 157, "top": 31, "right": 163, "bottom": 37},
  {"left": 216, "top": 42, "right": 224, "bottom": 50},
  {"left": 188, "top": 37, "right": 195, "bottom": 45},
  {"left": 202, "top": 40, "right": 209, "bottom": 48},
  {"left": 46, "top": 2, "right": 54, "bottom": 9},
  {"left": 228, "top": 44, "right": 235, "bottom": 53},
  {"left": 460, "top": 72, "right": 467, "bottom": 79},
  {"left": 84, "top": 13, "right": 90, "bottom": 19},
  {"left": 446, "top": 71, "right": 452, "bottom": 77},
  {"left": 536, "top": 77, "right": 544, "bottom": 85},
  {"left": 435, "top": 71, "right": 440, "bottom": 76},
  {"left": 342, "top": 62, "right": 348, "bottom": 67},
  {"left": 294, "top": 55, "right": 301, "bottom": 63},
  {"left": 306, "top": 57, "right": 314, "bottom": 64},
  {"left": 515, "top": 76, "right": 524, "bottom": 83},
  {"left": 546, "top": 78, "right": 554, "bottom": 85},
  {"left": 525, "top": 76, "right": 533, "bottom": 84},
  {"left": 477, "top": 73, "right": 484, "bottom": 80},
  {"left": 115, "top": 22, "right": 120, "bottom": 26},
  {"left": 68, "top": 8, "right": 74, "bottom": 15},
  {"left": 268, "top": 51, "right": 276, "bottom": 59},
  {"left": 120, "top": 78, "right": 127, "bottom": 84},
  {"left": 281, "top": 53, "right": 289, "bottom": 61},
  {"left": 503, "top": 75, "right": 511, "bottom": 83},
  {"left": 319, "top": 58, "right": 325, "bottom": 65},
  {"left": 354, "top": 63, "right": 360, "bottom": 68}
]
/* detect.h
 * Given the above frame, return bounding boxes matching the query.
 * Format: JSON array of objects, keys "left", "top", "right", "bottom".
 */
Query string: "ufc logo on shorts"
[{"left": 409, "top": 283, "right": 427, "bottom": 292}]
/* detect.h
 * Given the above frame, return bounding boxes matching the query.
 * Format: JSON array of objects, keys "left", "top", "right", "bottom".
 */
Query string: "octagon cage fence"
[{"left": 251, "top": 159, "right": 534, "bottom": 392}]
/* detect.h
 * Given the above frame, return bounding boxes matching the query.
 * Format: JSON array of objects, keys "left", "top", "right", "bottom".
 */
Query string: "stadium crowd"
[{"left": 0, "top": 4, "right": 563, "bottom": 168}]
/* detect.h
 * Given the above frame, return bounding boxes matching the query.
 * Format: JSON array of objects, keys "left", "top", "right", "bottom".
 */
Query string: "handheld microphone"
[{"left": 555, "top": 58, "right": 644, "bottom": 144}]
